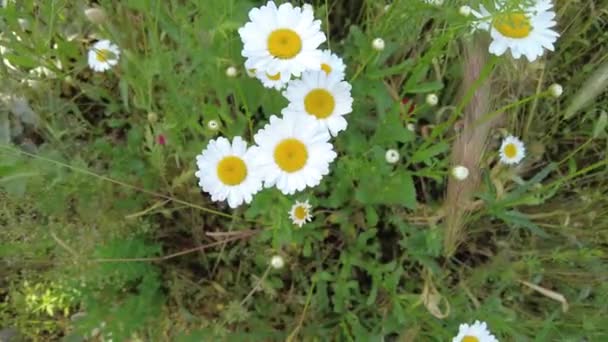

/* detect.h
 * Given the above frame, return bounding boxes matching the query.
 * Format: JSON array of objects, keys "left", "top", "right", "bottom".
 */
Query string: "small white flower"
[
  {"left": 407, "top": 123, "right": 416, "bottom": 132},
  {"left": 499, "top": 135, "right": 526, "bottom": 165},
  {"left": 255, "top": 70, "right": 291, "bottom": 90},
  {"left": 424, "top": 0, "right": 444, "bottom": 5},
  {"left": 452, "top": 320, "right": 498, "bottom": 342},
  {"left": 239, "top": 1, "right": 326, "bottom": 78},
  {"left": 207, "top": 120, "right": 220, "bottom": 131},
  {"left": 270, "top": 255, "right": 285, "bottom": 269},
  {"left": 282, "top": 70, "right": 353, "bottom": 137},
  {"left": 318, "top": 49, "right": 346, "bottom": 80},
  {"left": 87, "top": 40, "right": 120, "bottom": 72},
  {"left": 252, "top": 113, "right": 337, "bottom": 195},
  {"left": 195, "top": 136, "right": 263, "bottom": 208},
  {"left": 451, "top": 165, "right": 470, "bottom": 180},
  {"left": 548, "top": 83, "right": 563, "bottom": 98},
  {"left": 385, "top": 149, "right": 400, "bottom": 164},
  {"left": 372, "top": 38, "right": 385, "bottom": 51},
  {"left": 84, "top": 7, "right": 107, "bottom": 25},
  {"left": 426, "top": 93, "right": 439, "bottom": 106},
  {"left": 225, "top": 66, "right": 238, "bottom": 77},
  {"left": 289, "top": 200, "right": 313, "bottom": 227},
  {"left": 459, "top": 5, "right": 472, "bottom": 17}
]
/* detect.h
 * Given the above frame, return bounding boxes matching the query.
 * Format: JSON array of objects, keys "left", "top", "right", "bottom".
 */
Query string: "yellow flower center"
[
  {"left": 274, "top": 138, "right": 308, "bottom": 173},
  {"left": 504, "top": 143, "right": 518, "bottom": 158},
  {"left": 462, "top": 336, "right": 479, "bottom": 342},
  {"left": 95, "top": 49, "right": 112, "bottom": 62},
  {"left": 216, "top": 156, "right": 247, "bottom": 186},
  {"left": 304, "top": 89, "right": 335, "bottom": 119},
  {"left": 266, "top": 72, "right": 281, "bottom": 81},
  {"left": 267, "top": 29, "right": 302, "bottom": 59},
  {"left": 493, "top": 13, "right": 532, "bottom": 39},
  {"left": 321, "top": 63, "right": 332, "bottom": 74},
  {"left": 294, "top": 206, "right": 308, "bottom": 220}
]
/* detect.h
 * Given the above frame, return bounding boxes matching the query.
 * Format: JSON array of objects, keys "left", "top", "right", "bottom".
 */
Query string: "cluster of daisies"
[
  {"left": 463, "top": 0, "right": 559, "bottom": 62},
  {"left": 194, "top": 1, "right": 353, "bottom": 229}
]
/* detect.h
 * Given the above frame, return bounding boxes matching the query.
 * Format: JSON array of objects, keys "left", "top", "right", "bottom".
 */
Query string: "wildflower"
[
  {"left": 87, "top": 40, "right": 120, "bottom": 72},
  {"left": 195, "top": 136, "right": 263, "bottom": 208},
  {"left": 282, "top": 70, "right": 353, "bottom": 137},
  {"left": 385, "top": 149, "right": 400, "bottom": 164},
  {"left": 255, "top": 70, "right": 291, "bottom": 90},
  {"left": 270, "top": 255, "right": 285, "bottom": 269},
  {"left": 452, "top": 320, "right": 498, "bottom": 342},
  {"left": 147, "top": 112, "right": 158, "bottom": 123},
  {"left": 289, "top": 200, "right": 313, "bottom": 227},
  {"left": 319, "top": 49, "right": 346, "bottom": 80},
  {"left": 239, "top": 1, "right": 326, "bottom": 78},
  {"left": 548, "top": 83, "right": 563, "bottom": 98},
  {"left": 426, "top": 93, "right": 439, "bottom": 106},
  {"left": 84, "top": 7, "right": 107, "bottom": 25},
  {"left": 207, "top": 120, "right": 220, "bottom": 131},
  {"left": 407, "top": 123, "right": 416, "bottom": 132},
  {"left": 471, "top": 0, "right": 559, "bottom": 62},
  {"left": 372, "top": 37, "right": 385, "bottom": 51},
  {"left": 157, "top": 134, "right": 166, "bottom": 146},
  {"left": 225, "top": 66, "right": 238, "bottom": 77},
  {"left": 499, "top": 135, "right": 526, "bottom": 165},
  {"left": 459, "top": 5, "right": 472, "bottom": 17},
  {"left": 451, "top": 165, "right": 469, "bottom": 180},
  {"left": 252, "top": 113, "right": 337, "bottom": 195}
]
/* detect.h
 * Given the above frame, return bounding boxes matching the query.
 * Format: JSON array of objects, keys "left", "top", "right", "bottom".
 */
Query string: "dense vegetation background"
[{"left": 1, "top": 0, "right": 607, "bottom": 340}]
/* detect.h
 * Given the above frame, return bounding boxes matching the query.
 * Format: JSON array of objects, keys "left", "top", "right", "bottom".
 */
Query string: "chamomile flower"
[
  {"left": 282, "top": 70, "right": 353, "bottom": 137},
  {"left": 195, "top": 136, "right": 263, "bottom": 208},
  {"left": 239, "top": 1, "right": 326, "bottom": 77},
  {"left": 87, "top": 40, "right": 120, "bottom": 72},
  {"left": 499, "top": 135, "right": 526, "bottom": 165},
  {"left": 289, "top": 200, "right": 313, "bottom": 227},
  {"left": 252, "top": 113, "right": 337, "bottom": 195},
  {"left": 255, "top": 69, "right": 291, "bottom": 90},
  {"left": 471, "top": 0, "right": 559, "bottom": 62},
  {"left": 452, "top": 320, "right": 498, "bottom": 342},
  {"left": 319, "top": 49, "right": 346, "bottom": 80}
]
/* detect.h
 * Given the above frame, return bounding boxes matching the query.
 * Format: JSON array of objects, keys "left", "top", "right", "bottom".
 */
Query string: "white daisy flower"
[
  {"left": 239, "top": 1, "right": 326, "bottom": 77},
  {"left": 195, "top": 136, "right": 263, "bottom": 208},
  {"left": 255, "top": 69, "right": 291, "bottom": 90},
  {"left": 452, "top": 320, "right": 498, "bottom": 342},
  {"left": 87, "top": 40, "right": 120, "bottom": 72},
  {"left": 499, "top": 135, "right": 526, "bottom": 165},
  {"left": 472, "top": 0, "right": 559, "bottom": 62},
  {"left": 289, "top": 200, "right": 313, "bottom": 227},
  {"left": 252, "top": 114, "right": 337, "bottom": 195},
  {"left": 319, "top": 49, "right": 346, "bottom": 80},
  {"left": 385, "top": 149, "right": 400, "bottom": 164},
  {"left": 282, "top": 70, "right": 353, "bottom": 137}
]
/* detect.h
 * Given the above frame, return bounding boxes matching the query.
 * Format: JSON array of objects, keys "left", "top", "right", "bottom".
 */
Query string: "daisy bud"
[
  {"left": 385, "top": 149, "right": 400, "bottom": 164},
  {"left": 426, "top": 93, "right": 439, "bottom": 106},
  {"left": 384, "top": 4, "right": 391, "bottom": 12},
  {"left": 18, "top": 18, "right": 29, "bottom": 30},
  {"left": 270, "top": 255, "right": 285, "bottom": 269},
  {"left": 372, "top": 38, "right": 385, "bottom": 51},
  {"left": 548, "top": 83, "right": 563, "bottom": 98},
  {"left": 207, "top": 119, "right": 220, "bottom": 131},
  {"left": 459, "top": 5, "right": 471, "bottom": 17},
  {"left": 407, "top": 123, "right": 416, "bottom": 132},
  {"left": 225, "top": 66, "right": 237, "bottom": 78},
  {"left": 147, "top": 112, "right": 158, "bottom": 123},
  {"left": 451, "top": 165, "right": 469, "bottom": 180},
  {"left": 84, "top": 7, "right": 107, "bottom": 25}
]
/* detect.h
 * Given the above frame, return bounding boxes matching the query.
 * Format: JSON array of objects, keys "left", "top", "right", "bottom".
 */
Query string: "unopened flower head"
[
  {"left": 459, "top": 5, "right": 471, "bottom": 17},
  {"left": 451, "top": 165, "right": 469, "bottom": 180},
  {"left": 549, "top": 83, "right": 563, "bottom": 98},
  {"left": 372, "top": 37, "right": 385, "bottom": 51},
  {"left": 225, "top": 66, "right": 238, "bottom": 77},
  {"left": 239, "top": 1, "right": 326, "bottom": 78},
  {"left": 147, "top": 112, "right": 158, "bottom": 123},
  {"left": 207, "top": 120, "right": 220, "bottom": 131},
  {"left": 452, "top": 320, "right": 498, "bottom": 342},
  {"left": 270, "top": 255, "right": 285, "bottom": 269},
  {"left": 289, "top": 200, "right": 313, "bottom": 227},
  {"left": 87, "top": 40, "right": 120, "bottom": 72},
  {"left": 499, "top": 135, "right": 526, "bottom": 165},
  {"left": 407, "top": 123, "right": 416, "bottom": 132},
  {"left": 471, "top": 1, "right": 559, "bottom": 62},
  {"left": 385, "top": 149, "right": 400, "bottom": 164},
  {"left": 426, "top": 93, "right": 439, "bottom": 106}
]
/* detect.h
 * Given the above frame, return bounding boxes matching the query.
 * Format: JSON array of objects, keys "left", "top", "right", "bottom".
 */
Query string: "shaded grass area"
[{"left": 1, "top": 0, "right": 608, "bottom": 340}]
